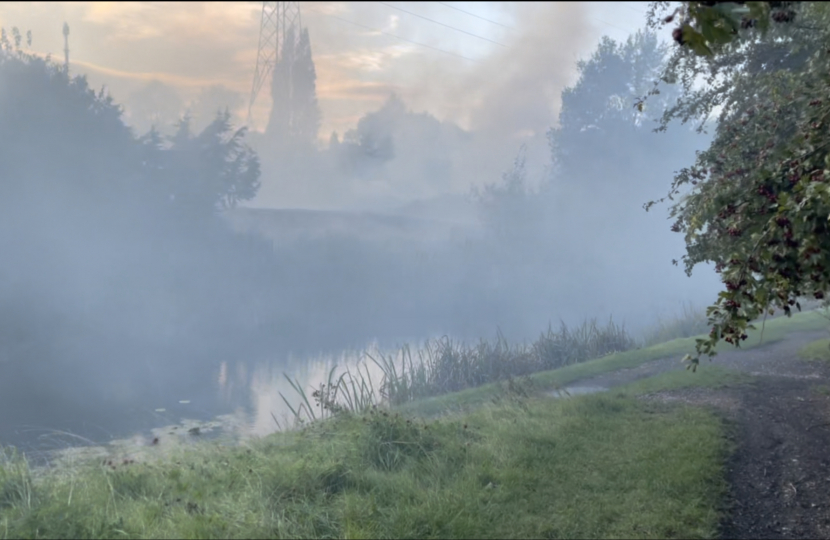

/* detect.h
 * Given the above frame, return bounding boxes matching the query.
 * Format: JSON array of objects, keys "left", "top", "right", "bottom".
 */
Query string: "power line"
[
  {"left": 377, "top": 2, "right": 508, "bottom": 48},
  {"left": 593, "top": 16, "right": 637, "bottom": 35},
  {"left": 304, "top": 6, "right": 483, "bottom": 64},
  {"left": 436, "top": 2, "right": 515, "bottom": 30},
  {"left": 305, "top": 3, "right": 649, "bottom": 71},
  {"left": 436, "top": 2, "right": 644, "bottom": 43},
  {"left": 622, "top": 4, "right": 648, "bottom": 16}
]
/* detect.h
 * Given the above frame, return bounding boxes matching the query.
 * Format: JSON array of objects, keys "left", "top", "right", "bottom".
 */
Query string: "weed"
[
  {"left": 274, "top": 319, "right": 635, "bottom": 427},
  {"left": 642, "top": 302, "right": 710, "bottom": 348},
  {"left": 0, "top": 448, "right": 33, "bottom": 510},
  {"left": 799, "top": 338, "right": 830, "bottom": 362}
]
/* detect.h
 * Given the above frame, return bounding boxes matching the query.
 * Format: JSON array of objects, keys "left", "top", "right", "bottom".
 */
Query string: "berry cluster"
[{"left": 669, "top": 2, "right": 797, "bottom": 47}]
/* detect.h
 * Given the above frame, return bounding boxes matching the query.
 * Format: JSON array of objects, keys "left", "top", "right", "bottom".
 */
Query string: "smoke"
[
  {"left": 285, "top": 3, "right": 592, "bottom": 208},
  {"left": 187, "top": 84, "right": 245, "bottom": 132},
  {"left": 0, "top": 2, "right": 599, "bottom": 199},
  {"left": 125, "top": 79, "right": 185, "bottom": 134},
  {"left": 465, "top": 3, "right": 590, "bottom": 137},
  {"left": 461, "top": 2, "right": 593, "bottom": 194},
  {"left": 0, "top": 3, "right": 725, "bottom": 452}
]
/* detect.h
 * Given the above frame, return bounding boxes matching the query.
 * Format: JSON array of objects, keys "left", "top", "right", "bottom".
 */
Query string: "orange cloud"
[
  {"left": 317, "top": 79, "right": 397, "bottom": 102},
  {"left": 71, "top": 57, "right": 243, "bottom": 89}
]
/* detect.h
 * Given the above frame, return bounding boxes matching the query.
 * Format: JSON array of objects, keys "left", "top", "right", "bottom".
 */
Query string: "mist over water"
[{"left": 0, "top": 4, "right": 722, "bottom": 456}]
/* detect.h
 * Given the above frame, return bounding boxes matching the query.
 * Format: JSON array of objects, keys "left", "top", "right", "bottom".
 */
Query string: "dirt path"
[{"left": 559, "top": 329, "right": 830, "bottom": 539}]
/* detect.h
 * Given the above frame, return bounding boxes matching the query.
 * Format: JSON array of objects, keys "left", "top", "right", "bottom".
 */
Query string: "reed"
[{"left": 279, "top": 317, "right": 637, "bottom": 424}]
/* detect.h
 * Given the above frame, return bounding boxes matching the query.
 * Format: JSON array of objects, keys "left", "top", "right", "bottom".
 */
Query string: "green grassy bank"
[
  {"left": 2, "top": 309, "right": 823, "bottom": 539},
  {"left": 399, "top": 308, "right": 827, "bottom": 417},
  {"left": 1, "top": 378, "right": 731, "bottom": 539}
]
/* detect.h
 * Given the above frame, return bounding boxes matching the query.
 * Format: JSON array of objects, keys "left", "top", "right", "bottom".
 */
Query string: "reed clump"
[{"left": 280, "top": 317, "right": 636, "bottom": 424}]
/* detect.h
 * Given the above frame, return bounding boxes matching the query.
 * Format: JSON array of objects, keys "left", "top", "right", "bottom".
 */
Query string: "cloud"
[
  {"left": 78, "top": 2, "right": 260, "bottom": 45},
  {"left": 71, "top": 57, "right": 239, "bottom": 89},
  {"left": 382, "top": 14, "right": 400, "bottom": 33},
  {"left": 317, "top": 79, "right": 399, "bottom": 102},
  {"left": 318, "top": 44, "right": 416, "bottom": 73},
  {"left": 79, "top": 2, "right": 162, "bottom": 42}
]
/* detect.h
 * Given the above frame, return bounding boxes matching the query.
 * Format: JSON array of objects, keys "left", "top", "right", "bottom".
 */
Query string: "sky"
[{"left": 0, "top": 2, "right": 657, "bottom": 141}]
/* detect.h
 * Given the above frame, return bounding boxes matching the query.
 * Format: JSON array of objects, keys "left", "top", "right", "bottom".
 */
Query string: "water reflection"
[
  {"left": 6, "top": 332, "right": 524, "bottom": 471},
  {"left": 14, "top": 336, "right": 618, "bottom": 474},
  {"left": 30, "top": 340, "right": 405, "bottom": 470},
  {"left": 222, "top": 341, "right": 393, "bottom": 438},
  {"left": 0, "top": 334, "right": 427, "bottom": 464}
]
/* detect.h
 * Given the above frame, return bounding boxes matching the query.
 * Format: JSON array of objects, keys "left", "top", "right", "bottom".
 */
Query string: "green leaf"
[{"left": 683, "top": 26, "right": 714, "bottom": 57}]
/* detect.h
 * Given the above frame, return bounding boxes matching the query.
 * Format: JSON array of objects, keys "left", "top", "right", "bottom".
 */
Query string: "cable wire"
[
  {"left": 592, "top": 16, "right": 637, "bottom": 34},
  {"left": 436, "top": 2, "right": 515, "bottom": 30},
  {"left": 437, "top": 2, "right": 644, "bottom": 41},
  {"left": 304, "top": 6, "right": 483, "bottom": 64},
  {"left": 377, "top": 2, "right": 508, "bottom": 48},
  {"left": 308, "top": 3, "right": 647, "bottom": 68}
]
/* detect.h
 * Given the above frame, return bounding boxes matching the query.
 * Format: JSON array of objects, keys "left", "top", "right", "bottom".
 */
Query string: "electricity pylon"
[{"left": 247, "top": 1, "right": 302, "bottom": 127}]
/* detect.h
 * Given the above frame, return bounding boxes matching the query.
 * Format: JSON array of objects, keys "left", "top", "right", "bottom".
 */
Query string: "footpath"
[{"left": 557, "top": 329, "right": 830, "bottom": 539}]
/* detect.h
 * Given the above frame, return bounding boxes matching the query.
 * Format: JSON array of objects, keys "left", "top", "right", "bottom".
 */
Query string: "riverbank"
[
  {"left": 2, "top": 309, "right": 828, "bottom": 538},
  {"left": 0, "top": 380, "right": 730, "bottom": 539}
]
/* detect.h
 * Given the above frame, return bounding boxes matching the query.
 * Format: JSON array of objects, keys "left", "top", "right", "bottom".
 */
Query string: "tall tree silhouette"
[
  {"left": 265, "top": 25, "right": 321, "bottom": 151},
  {"left": 266, "top": 26, "right": 294, "bottom": 148},
  {"left": 291, "top": 27, "right": 321, "bottom": 150}
]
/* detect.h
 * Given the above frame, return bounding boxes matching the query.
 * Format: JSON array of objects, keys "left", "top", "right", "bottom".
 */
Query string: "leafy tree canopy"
[
  {"left": 0, "top": 28, "right": 263, "bottom": 344},
  {"left": 550, "top": 29, "right": 690, "bottom": 191},
  {"left": 643, "top": 2, "right": 830, "bottom": 367}
]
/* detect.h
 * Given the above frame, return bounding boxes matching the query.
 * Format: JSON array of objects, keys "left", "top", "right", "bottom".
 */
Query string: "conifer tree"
[{"left": 266, "top": 25, "right": 321, "bottom": 151}]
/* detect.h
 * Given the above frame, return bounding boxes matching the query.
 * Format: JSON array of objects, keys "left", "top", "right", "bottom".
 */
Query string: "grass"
[
  {"left": 641, "top": 302, "right": 710, "bottom": 348},
  {"left": 639, "top": 298, "right": 829, "bottom": 349},
  {"left": 616, "top": 364, "right": 755, "bottom": 398},
  {"left": 276, "top": 318, "right": 637, "bottom": 425},
  {"left": 366, "top": 318, "right": 635, "bottom": 406},
  {"left": 798, "top": 337, "right": 830, "bottom": 362},
  {"left": 0, "top": 377, "right": 730, "bottom": 539},
  {"left": 397, "top": 309, "right": 828, "bottom": 418},
  {"left": 274, "top": 306, "right": 828, "bottom": 423}
]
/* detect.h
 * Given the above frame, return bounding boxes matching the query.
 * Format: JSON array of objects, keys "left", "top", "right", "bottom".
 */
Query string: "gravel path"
[{"left": 555, "top": 328, "right": 830, "bottom": 539}]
